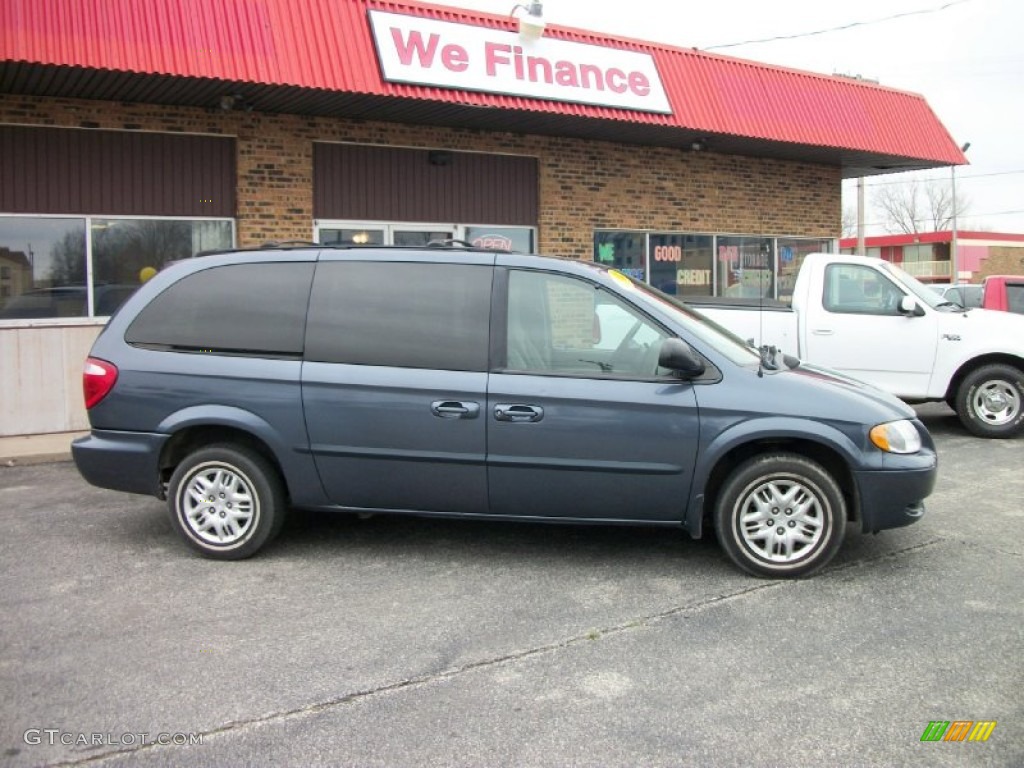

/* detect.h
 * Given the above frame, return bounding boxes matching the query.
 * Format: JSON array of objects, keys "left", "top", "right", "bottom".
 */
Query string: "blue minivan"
[{"left": 73, "top": 245, "right": 937, "bottom": 577}]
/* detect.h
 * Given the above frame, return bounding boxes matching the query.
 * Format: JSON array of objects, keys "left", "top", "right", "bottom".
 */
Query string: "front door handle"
[
  {"left": 811, "top": 328, "right": 835, "bottom": 336},
  {"left": 431, "top": 400, "right": 480, "bottom": 419},
  {"left": 494, "top": 404, "right": 544, "bottom": 423}
]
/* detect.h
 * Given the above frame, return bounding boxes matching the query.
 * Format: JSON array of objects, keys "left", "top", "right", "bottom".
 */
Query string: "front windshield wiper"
[
  {"left": 759, "top": 344, "right": 781, "bottom": 371},
  {"left": 756, "top": 343, "right": 801, "bottom": 374}
]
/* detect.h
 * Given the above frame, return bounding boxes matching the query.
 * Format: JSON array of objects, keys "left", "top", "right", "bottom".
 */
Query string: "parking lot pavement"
[{"left": 1, "top": 403, "right": 1021, "bottom": 767}]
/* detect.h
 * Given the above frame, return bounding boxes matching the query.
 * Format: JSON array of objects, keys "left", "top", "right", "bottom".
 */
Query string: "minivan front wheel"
[
  {"left": 714, "top": 454, "right": 845, "bottom": 578},
  {"left": 168, "top": 444, "right": 286, "bottom": 559}
]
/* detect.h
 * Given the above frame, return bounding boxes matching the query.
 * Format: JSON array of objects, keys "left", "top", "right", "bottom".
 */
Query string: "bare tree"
[
  {"left": 873, "top": 178, "right": 970, "bottom": 234},
  {"left": 841, "top": 204, "right": 858, "bottom": 238}
]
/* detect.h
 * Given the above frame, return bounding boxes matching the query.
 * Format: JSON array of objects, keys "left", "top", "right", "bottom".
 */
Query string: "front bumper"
[
  {"left": 853, "top": 459, "right": 937, "bottom": 533},
  {"left": 72, "top": 429, "right": 169, "bottom": 498}
]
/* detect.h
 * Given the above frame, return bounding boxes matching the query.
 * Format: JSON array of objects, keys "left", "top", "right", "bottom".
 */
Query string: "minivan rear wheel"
[
  {"left": 167, "top": 444, "right": 286, "bottom": 559},
  {"left": 714, "top": 453, "right": 845, "bottom": 578}
]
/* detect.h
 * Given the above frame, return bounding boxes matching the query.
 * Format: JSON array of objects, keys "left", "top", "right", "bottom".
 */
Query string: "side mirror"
[
  {"left": 658, "top": 338, "right": 706, "bottom": 378},
  {"left": 899, "top": 296, "right": 926, "bottom": 317}
]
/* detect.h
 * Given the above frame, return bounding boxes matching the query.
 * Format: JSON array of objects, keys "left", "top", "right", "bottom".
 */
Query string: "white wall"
[{"left": 0, "top": 324, "right": 103, "bottom": 437}]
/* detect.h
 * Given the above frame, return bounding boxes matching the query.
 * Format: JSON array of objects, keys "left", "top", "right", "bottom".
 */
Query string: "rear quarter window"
[{"left": 125, "top": 262, "right": 314, "bottom": 355}]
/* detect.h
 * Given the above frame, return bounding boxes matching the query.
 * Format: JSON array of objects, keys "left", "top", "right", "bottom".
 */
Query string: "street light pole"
[{"left": 950, "top": 141, "right": 971, "bottom": 283}]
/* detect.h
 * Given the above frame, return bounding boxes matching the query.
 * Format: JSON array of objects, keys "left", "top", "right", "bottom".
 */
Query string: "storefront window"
[
  {"left": 648, "top": 234, "right": 714, "bottom": 297},
  {"left": 776, "top": 238, "right": 832, "bottom": 303},
  {"left": 716, "top": 236, "right": 774, "bottom": 299},
  {"left": 593, "top": 231, "right": 646, "bottom": 282},
  {"left": 0, "top": 216, "right": 233, "bottom": 321},
  {"left": 464, "top": 226, "right": 534, "bottom": 252},
  {"left": 0, "top": 217, "right": 87, "bottom": 319},
  {"left": 92, "top": 219, "right": 231, "bottom": 286},
  {"left": 316, "top": 223, "right": 535, "bottom": 251},
  {"left": 318, "top": 227, "right": 385, "bottom": 246}
]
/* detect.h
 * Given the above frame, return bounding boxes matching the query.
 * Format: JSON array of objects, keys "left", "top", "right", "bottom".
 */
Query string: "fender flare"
[
  {"left": 684, "top": 416, "right": 861, "bottom": 538},
  {"left": 156, "top": 405, "right": 293, "bottom": 464}
]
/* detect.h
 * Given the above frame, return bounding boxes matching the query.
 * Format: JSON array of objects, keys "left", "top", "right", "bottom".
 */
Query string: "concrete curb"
[{"left": 0, "top": 432, "right": 84, "bottom": 467}]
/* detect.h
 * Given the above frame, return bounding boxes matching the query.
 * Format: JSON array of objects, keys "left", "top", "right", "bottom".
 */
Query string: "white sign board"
[{"left": 368, "top": 10, "right": 672, "bottom": 114}]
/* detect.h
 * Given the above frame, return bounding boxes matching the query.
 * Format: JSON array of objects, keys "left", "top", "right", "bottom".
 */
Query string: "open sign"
[{"left": 472, "top": 234, "right": 513, "bottom": 251}]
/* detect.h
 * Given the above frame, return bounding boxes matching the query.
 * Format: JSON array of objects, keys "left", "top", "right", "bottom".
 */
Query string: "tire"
[
  {"left": 954, "top": 364, "right": 1024, "bottom": 439},
  {"left": 714, "top": 453, "right": 846, "bottom": 578},
  {"left": 167, "top": 444, "right": 286, "bottom": 559}
]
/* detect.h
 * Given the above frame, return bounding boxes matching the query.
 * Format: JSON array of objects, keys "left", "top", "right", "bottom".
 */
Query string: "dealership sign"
[{"left": 368, "top": 10, "right": 672, "bottom": 114}]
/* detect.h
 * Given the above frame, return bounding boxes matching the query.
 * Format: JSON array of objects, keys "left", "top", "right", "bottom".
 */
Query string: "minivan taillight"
[{"left": 83, "top": 357, "right": 118, "bottom": 409}]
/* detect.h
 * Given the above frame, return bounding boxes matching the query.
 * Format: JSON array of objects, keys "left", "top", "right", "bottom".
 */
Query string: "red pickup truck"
[
  {"left": 943, "top": 276, "right": 1024, "bottom": 314},
  {"left": 981, "top": 275, "right": 1024, "bottom": 314}
]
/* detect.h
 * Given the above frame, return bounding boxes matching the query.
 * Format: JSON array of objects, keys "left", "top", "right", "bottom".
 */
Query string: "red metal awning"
[
  {"left": 0, "top": 0, "right": 967, "bottom": 176},
  {"left": 840, "top": 231, "right": 1024, "bottom": 248}
]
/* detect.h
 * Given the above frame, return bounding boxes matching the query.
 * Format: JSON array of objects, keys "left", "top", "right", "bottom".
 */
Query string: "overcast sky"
[{"left": 440, "top": 0, "right": 1024, "bottom": 236}]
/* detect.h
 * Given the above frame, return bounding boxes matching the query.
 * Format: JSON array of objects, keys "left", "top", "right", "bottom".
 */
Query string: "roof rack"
[
  {"left": 259, "top": 240, "right": 319, "bottom": 248},
  {"left": 427, "top": 238, "right": 475, "bottom": 248},
  {"left": 201, "top": 241, "right": 528, "bottom": 255}
]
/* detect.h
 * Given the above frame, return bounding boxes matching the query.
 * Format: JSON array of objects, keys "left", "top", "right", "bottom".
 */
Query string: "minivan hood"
[{"left": 771, "top": 360, "right": 916, "bottom": 422}]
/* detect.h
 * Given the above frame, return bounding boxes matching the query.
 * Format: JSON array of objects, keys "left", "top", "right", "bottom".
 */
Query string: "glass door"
[
  {"left": 316, "top": 224, "right": 385, "bottom": 246},
  {"left": 392, "top": 226, "right": 455, "bottom": 246},
  {"left": 315, "top": 221, "right": 536, "bottom": 251}
]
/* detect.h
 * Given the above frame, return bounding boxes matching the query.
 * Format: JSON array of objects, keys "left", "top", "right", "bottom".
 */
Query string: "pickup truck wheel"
[
  {"left": 714, "top": 454, "right": 845, "bottom": 578},
  {"left": 955, "top": 364, "right": 1024, "bottom": 438},
  {"left": 167, "top": 444, "right": 286, "bottom": 559}
]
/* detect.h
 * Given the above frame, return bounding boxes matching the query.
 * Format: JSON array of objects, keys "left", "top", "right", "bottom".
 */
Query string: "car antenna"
[{"left": 757, "top": 218, "right": 766, "bottom": 378}]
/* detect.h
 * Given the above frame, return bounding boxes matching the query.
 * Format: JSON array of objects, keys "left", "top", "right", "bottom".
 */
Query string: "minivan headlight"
[{"left": 869, "top": 420, "right": 922, "bottom": 454}]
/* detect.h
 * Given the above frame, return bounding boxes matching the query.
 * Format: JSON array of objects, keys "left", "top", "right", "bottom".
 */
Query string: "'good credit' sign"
[{"left": 368, "top": 10, "right": 672, "bottom": 114}]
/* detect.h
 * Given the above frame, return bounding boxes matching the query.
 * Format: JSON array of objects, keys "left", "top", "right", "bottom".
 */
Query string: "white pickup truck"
[{"left": 691, "top": 252, "right": 1024, "bottom": 438}]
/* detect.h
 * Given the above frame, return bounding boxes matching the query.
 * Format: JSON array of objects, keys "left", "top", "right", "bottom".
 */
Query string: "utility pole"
[
  {"left": 950, "top": 141, "right": 971, "bottom": 282},
  {"left": 856, "top": 178, "right": 866, "bottom": 255}
]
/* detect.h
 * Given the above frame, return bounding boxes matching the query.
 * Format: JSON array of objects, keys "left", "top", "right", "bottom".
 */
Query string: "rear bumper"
[
  {"left": 853, "top": 459, "right": 937, "bottom": 533},
  {"left": 72, "top": 430, "right": 169, "bottom": 497}
]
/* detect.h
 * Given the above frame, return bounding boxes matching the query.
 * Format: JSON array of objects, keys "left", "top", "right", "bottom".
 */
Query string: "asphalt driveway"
[{"left": 0, "top": 403, "right": 1021, "bottom": 767}]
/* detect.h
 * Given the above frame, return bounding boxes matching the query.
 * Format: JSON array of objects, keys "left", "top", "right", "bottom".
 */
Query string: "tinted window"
[
  {"left": 593, "top": 231, "right": 646, "bottom": 282},
  {"left": 648, "top": 234, "right": 713, "bottom": 298},
  {"left": 0, "top": 217, "right": 87, "bottom": 319},
  {"left": 717, "top": 236, "right": 773, "bottom": 299},
  {"left": 126, "top": 262, "right": 314, "bottom": 355},
  {"left": 305, "top": 262, "right": 491, "bottom": 371}
]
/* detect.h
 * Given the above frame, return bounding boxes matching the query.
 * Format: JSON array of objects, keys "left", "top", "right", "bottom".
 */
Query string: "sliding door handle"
[
  {"left": 431, "top": 401, "right": 480, "bottom": 419},
  {"left": 494, "top": 404, "right": 544, "bottom": 423}
]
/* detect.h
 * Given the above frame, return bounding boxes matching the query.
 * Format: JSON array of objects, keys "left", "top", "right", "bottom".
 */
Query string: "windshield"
[
  {"left": 876, "top": 262, "right": 956, "bottom": 310},
  {"left": 605, "top": 270, "right": 761, "bottom": 365}
]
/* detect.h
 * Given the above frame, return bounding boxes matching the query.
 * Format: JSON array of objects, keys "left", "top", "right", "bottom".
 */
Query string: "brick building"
[
  {"left": 839, "top": 231, "right": 1024, "bottom": 283},
  {"left": 0, "top": 0, "right": 965, "bottom": 441}
]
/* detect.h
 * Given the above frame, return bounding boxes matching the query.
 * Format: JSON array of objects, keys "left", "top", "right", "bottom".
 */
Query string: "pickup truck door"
[{"left": 801, "top": 262, "right": 938, "bottom": 397}]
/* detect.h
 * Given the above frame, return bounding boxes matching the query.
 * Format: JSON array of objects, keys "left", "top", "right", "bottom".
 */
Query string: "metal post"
[
  {"left": 951, "top": 142, "right": 970, "bottom": 283},
  {"left": 951, "top": 165, "right": 958, "bottom": 283},
  {"left": 856, "top": 177, "right": 866, "bottom": 256}
]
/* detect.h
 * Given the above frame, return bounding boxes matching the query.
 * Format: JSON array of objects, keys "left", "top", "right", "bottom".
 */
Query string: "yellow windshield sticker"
[{"left": 608, "top": 269, "right": 635, "bottom": 289}]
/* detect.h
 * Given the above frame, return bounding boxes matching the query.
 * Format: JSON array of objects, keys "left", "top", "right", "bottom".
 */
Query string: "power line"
[
  {"left": 850, "top": 169, "right": 1024, "bottom": 187},
  {"left": 705, "top": 0, "right": 973, "bottom": 51},
  {"left": 848, "top": 209, "right": 1024, "bottom": 230}
]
